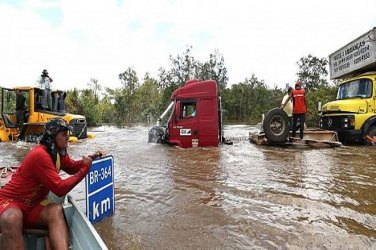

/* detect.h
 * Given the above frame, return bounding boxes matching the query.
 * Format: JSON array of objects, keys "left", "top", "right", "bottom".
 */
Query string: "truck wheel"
[
  {"left": 365, "top": 126, "right": 376, "bottom": 145},
  {"left": 263, "top": 108, "right": 289, "bottom": 144}
]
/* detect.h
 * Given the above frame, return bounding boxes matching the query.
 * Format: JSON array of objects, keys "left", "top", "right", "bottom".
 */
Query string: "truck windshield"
[{"left": 336, "top": 79, "right": 373, "bottom": 100}]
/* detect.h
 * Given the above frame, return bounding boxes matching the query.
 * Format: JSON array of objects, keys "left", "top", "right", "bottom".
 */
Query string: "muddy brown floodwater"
[{"left": 0, "top": 125, "right": 375, "bottom": 249}]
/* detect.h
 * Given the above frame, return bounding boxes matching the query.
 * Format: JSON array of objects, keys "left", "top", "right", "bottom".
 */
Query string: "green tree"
[
  {"left": 87, "top": 78, "right": 102, "bottom": 103},
  {"left": 197, "top": 50, "right": 228, "bottom": 93},
  {"left": 221, "top": 74, "right": 283, "bottom": 124},
  {"left": 158, "top": 47, "right": 228, "bottom": 90},
  {"left": 134, "top": 73, "right": 162, "bottom": 123},
  {"left": 98, "top": 92, "right": 115, "bottom": 124},
  {"left": 63, "top": 53, "right": 340, "bottom": 129},
  {"left": 297, "top": 54, "right": 329, "bottom": 91},
  {"left": 118, "top": 67, "right": 139, "bottom": 123},
  {"left": 305, "top": 86, "right": 337, "bottom": 127},
  {"left": 65, "top": 88, "right": 82, "bottom": 115},
  {"left": 80, "top": 89, "right": 101, "bottom": 126},
  {"left": 105, "top": 87, "right": 128, "bottom": 126},
  {"left": 168, "top": 46, "right": 199, "bottom": 86},
  {"left": 65, "top": 88, "right": 101, "bottom": 126}
]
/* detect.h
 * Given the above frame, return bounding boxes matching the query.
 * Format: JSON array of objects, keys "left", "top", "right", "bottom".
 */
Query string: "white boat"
[{"left": 0, "top": 169, "right": 108, "bottom": 250}]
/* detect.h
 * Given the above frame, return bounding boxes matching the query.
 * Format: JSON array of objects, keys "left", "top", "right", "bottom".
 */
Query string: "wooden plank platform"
[{"left": 249, "top": 129, "right": 342, "bottom": 148}]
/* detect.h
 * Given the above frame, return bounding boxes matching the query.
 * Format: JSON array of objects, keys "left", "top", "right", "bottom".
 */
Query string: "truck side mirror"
[
  {"left": 318, "top": 102, "right": 322, "bottom": 112},
  {"left": 175, "top": 101, "right": 181, "bottom": 120}
]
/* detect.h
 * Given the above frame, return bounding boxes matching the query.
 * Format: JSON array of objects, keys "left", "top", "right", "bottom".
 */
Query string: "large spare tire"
[{"left": 262, "top": 108, "right": 289, "bottom": 144}]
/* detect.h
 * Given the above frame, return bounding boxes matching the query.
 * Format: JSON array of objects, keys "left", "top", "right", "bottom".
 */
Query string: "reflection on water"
[{"left": 0, "top": 125, "right": 375, "bottom": 249}]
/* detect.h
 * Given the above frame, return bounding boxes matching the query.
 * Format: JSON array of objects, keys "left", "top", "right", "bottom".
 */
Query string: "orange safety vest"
[{"left": 292, "top": 88, "right": 307, "bottom": 114}]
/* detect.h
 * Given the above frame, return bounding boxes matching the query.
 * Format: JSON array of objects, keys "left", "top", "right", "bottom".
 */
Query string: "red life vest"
[{"left": 292, "top": 88, "right": 307, "bottom": 114}]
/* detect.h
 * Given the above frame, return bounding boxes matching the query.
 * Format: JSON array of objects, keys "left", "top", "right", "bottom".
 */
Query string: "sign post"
[{"left": 85, "top": 155, "right": 115, "bottom": 224}]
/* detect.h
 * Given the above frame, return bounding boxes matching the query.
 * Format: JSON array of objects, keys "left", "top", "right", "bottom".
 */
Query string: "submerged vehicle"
[
  {"left": 320, "top": 27, "right": 376, "bottom": 144},
  {"left": 149, "top": 79, "right": 225, "bottom": 148},
  {"left": 0, "top": 86, "right": 88, "bottom": 143}
]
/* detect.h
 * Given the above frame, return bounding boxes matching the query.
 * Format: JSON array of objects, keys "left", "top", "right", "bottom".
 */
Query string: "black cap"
[{"left": 43, "top": 118, "right": 72, "bottom": 138}]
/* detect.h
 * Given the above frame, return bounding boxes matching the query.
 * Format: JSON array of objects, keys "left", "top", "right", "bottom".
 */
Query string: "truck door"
[
  {"left": 198, "top": 97, "right": 219, "bottom": 147},
  {"left": 373, "top": 80, "right": 376, "bottom": 113},
  {"left": 170, "top": 99, "right": 198, "bottom": 147}
]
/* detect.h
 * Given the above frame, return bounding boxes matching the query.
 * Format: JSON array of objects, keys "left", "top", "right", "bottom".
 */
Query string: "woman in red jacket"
[{"left": 0, "top": 118, "right": 103, "bottom": 249}]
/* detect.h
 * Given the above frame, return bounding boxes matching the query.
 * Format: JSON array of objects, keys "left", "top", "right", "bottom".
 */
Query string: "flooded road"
[{"left": 1, "top": 125, "right": 376, "bottom": 249}]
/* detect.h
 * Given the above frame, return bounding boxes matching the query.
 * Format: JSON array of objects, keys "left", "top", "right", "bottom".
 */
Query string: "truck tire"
[
  {"left": 365, "top": 126, "right": 376, "bottom": 145},
  {"left": 263, "top": 108, "right": 289, "bottom": 144}
]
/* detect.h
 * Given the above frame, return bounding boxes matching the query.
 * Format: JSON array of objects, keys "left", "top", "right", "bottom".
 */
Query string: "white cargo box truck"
[{"left": 321, "top": 27, "right": 376, "bottom": 144}]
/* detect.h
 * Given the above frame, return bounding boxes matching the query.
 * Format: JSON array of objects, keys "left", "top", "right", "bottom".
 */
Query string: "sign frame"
[
  {"left": 329, "top": 28, "right": 376, "bottom": 79},
  {"left": 85, "top": 155, "right": 115, "bottom": 224}
]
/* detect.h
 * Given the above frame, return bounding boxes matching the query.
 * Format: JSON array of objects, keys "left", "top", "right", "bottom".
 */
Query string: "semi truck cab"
[{"left": 149, "top": 79, "right": 223, "bottom": 148}]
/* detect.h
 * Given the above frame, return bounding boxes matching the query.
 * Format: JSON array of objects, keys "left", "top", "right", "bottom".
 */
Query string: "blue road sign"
[{"left": 85, "top": 155, "right": 115, "bottom": 224}]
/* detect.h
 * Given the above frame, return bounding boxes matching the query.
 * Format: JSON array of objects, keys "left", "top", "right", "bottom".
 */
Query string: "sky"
[{"left": 0, "top": 0, "right": 375, "bottom": 91}]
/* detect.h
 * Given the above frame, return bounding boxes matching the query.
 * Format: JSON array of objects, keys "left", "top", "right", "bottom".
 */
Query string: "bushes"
[
  {"left": 64, "top": 52, "right": 336, "bottom": 127},
  {"left": 65, "top": 88, "right": 110, "bottom": 127},
  {"left": 305, "top": 86, "right": 337, "bottom": 127}
]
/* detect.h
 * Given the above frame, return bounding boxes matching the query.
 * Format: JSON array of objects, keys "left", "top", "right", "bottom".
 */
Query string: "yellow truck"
[
  {"left": 0, "top": 86, "right": 87, "bottom": 142},
  {"left": 320, "top": 28, "right": 376, "bottom": 144}
]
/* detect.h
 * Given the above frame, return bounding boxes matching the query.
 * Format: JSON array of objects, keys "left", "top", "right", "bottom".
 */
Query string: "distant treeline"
[{"left": 65, "top": 48, "right": 337, "bottom": 127}]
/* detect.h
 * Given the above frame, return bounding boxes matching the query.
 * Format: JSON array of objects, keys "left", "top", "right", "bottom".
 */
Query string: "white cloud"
[{"left": 0, "top": 0, "right": 375, "bottom": 91}]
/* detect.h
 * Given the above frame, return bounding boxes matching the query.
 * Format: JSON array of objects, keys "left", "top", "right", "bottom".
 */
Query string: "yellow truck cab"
[
  {"left": 320, "top": 28, "right": 376, "bottom": 144},
  {"left": 0, "top": 86, "right": 87, "bottom": 142}
]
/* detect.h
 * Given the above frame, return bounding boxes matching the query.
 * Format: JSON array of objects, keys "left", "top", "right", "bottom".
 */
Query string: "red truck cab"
[{"left": 149, "top": 79, "right": 223, "bottom": 148}]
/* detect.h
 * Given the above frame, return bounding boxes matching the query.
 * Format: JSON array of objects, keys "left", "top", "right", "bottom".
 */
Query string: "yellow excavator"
[{"left": 0, "top": 86, "right": 89, "bottom": 143}]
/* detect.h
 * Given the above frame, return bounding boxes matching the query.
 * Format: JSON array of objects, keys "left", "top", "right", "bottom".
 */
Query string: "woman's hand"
[
  {"left": 89, "top": 150, "right": 106, "bottom": 160},
  {"left": 82, "top": 156, "right": 93, "bottom": 166}
]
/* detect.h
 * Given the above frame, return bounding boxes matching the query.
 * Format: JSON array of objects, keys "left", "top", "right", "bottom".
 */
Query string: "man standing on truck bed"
[{"left": 281, "top": 81, "right": 307, "bottom": 139}]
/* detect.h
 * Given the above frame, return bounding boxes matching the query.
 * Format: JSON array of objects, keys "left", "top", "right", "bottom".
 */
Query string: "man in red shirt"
[
  {"left": 281, "top": 81, "right": 307, "bottom": 139},
  {"left": 0, "top": 118, "right": 103, "bottom": 249}
]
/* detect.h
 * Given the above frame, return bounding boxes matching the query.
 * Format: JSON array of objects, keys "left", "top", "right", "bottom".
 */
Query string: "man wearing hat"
[
  {"left": 36, "top": 69, "right": 53, "bottom": 110},
  {"left": 0, "top": 118, "right": 104, "bottom": 249},
  {"left": 281, "top": 81, "right": 307, "bottom": 139}
]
